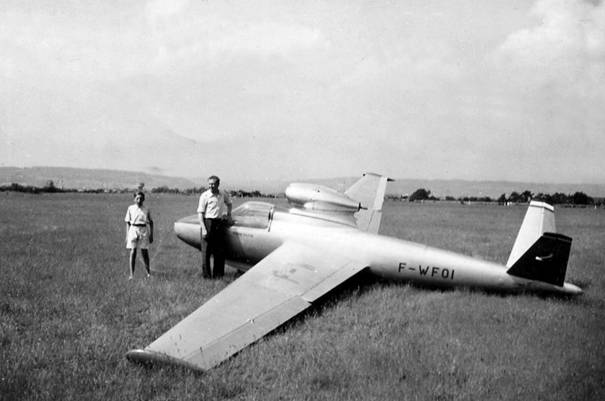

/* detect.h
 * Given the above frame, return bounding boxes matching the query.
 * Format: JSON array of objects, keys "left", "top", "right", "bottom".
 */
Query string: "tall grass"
[{"left": 0, "top": 194, "right": 603, "bottom": 400}]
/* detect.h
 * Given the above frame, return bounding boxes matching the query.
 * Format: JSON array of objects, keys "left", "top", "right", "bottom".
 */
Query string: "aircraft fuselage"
[{"left": 174, "top": 208, "right": 581, "bottom": 296}]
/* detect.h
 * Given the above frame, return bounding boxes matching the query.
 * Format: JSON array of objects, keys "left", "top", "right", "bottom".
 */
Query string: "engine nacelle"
[{"left": 285, "top": 183, "right": 361, "bottom": 213}]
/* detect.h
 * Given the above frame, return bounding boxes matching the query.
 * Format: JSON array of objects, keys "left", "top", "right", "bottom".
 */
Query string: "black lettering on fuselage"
[{"left": 398, "top": 262, "right": 455, "bottom": 281}]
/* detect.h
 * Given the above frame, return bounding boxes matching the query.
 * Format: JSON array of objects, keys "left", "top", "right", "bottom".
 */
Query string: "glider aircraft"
[{"left": 126, "top": 173, "right": 582, "bottom": 372}]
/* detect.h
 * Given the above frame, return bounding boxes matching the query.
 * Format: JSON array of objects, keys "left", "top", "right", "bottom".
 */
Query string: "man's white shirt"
[{"left": 197, "top": 189, "right": 231, "bottom": 219}]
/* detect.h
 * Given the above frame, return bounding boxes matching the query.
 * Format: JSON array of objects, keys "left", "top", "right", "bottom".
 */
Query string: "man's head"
[{"left": 208, "top": 175, "right": 220, "bottom": 193}]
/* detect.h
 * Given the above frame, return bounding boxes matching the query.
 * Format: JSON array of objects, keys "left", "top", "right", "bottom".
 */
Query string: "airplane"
[{"left": 126, "top": 173, "right": 582, "bottom": 372}]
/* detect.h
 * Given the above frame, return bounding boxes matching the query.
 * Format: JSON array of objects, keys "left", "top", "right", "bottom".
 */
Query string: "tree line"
[
  {"left": 392, "top": 188, "right": 599, "bottom": 206},
  {"left": 0, "top": 180, "right": 277, "bottom": 198},
  {"left": 1, "top": 181, "right": 600, "bottom": 206}
]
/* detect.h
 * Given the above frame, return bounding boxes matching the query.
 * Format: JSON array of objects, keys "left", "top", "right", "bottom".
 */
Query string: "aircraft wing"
[{"left": 126, "top": 242, "right": 369, "bottom": 371}]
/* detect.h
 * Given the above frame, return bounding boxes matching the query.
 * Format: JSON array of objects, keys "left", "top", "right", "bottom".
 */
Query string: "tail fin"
[
  {"left": 506, "top": 232, "right": 572, "bottom": 286},
  {"left": 344, "top": 173, "right": 393, "bottom": 233},
  {"left": 506, "top": 201, "right": 572, "bottom": 287},
  {"left": 506, "top": 201, "right": 556, "bottom": 267}
]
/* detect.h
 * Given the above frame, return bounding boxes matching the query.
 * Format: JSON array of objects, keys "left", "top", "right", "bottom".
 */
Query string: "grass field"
[{"left": 1, "top": 193, "right": 604, "bottom": 401}]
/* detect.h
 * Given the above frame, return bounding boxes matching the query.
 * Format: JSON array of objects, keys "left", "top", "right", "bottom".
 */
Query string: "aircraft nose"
[{"left": 174, "top": 215, "right": 201, "bottom": 249}]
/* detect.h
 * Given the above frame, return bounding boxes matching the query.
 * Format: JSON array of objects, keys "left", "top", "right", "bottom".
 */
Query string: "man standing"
[{"left": 198, "top": 175, "right": 232, "bottom": 278}]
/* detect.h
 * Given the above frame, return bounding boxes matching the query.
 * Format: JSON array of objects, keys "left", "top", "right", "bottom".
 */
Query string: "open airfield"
[{"left": 1, "top": 192, "right": 604, "bottom": 401}]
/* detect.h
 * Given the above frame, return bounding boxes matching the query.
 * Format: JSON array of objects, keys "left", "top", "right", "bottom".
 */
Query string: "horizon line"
[{"left": 1, "top": 165, "right": 603, "bottom": 187}]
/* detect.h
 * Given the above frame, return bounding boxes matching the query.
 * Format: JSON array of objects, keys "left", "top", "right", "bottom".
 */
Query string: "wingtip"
[
  {"left": 563, "top": 282, "right": 583, "bottom": 296},
  {"left": 126, "top": 349, "right": 205, "bottom": 372},
  {"left": 362, "top": 172, "right": 394, "bottom": 181},
  {"left": 528, "top": 200, "right": 554, "bottom": 212}
]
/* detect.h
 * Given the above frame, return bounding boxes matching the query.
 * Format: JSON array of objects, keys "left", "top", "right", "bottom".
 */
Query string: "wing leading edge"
[{"left": 126, "top": 242, "right": 369, "bottom": 371}]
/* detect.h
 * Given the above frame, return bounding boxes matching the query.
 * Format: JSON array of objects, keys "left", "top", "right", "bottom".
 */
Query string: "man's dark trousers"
[{"left": 201, "top": 218, "right": 225, "bottom": 278}]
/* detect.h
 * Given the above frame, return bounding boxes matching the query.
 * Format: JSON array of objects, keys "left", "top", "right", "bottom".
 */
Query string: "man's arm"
[
  {"left": 198, "top": 212, "right": 207, "bottom": 239},
  {"left": 148, "top": 211, "right": 154, "bottom": 243},
  {"left": 125, "top": 208, "right": 130, "bottom": 244},
  {"left": 197, "top": 194, "right": 208, "bottom": 239}
]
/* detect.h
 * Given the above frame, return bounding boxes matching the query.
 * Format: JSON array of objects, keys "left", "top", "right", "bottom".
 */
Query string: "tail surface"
[
  {"left": 506, "top": 201, "right": 572, "bottom": 287},
  {"left": 507, "top": 232, "right": 572, "bottom": 286},
  {"left": 506, "top": 201, "right": 556, "bottom": 267},
  {"left": 344, "top": 173, "right": 393, "bottom": 234}
]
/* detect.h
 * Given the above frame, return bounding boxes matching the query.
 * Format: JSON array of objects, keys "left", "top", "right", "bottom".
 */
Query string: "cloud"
[
  {"left": 0, "top": 1, "right": 328, "bottom": 85},
  {"left": 145, "top": 0, "right": 191, "bottom": 22},
  {"left": 0, "top": 7, "right": 153, "bottom": 82},
  {"left": 495, "top": 0, "right": 605, "bottom": 97},
  {"left": 1, "top": 1, "right": 603, "bottom": 183},
  {"left": 145, "top": 12, "right": 328, "bottom": 75}
]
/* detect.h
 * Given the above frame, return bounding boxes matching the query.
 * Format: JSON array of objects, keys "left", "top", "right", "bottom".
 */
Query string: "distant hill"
[
  {"left": 1, "top": 167, "right": 604, "bottom": 198},
  {"left": 0, "top": 167, "right": 196, "bottom": 190}
]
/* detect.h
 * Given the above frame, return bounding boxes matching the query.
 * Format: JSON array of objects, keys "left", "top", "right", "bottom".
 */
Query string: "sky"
[{"left": 1, "top": 0, "right": 604, "bottom": 184}]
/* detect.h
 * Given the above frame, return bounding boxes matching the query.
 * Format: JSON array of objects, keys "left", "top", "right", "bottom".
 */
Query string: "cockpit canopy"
[{"left": 232, "top": 201, "right": 274, "bottom": 229}]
